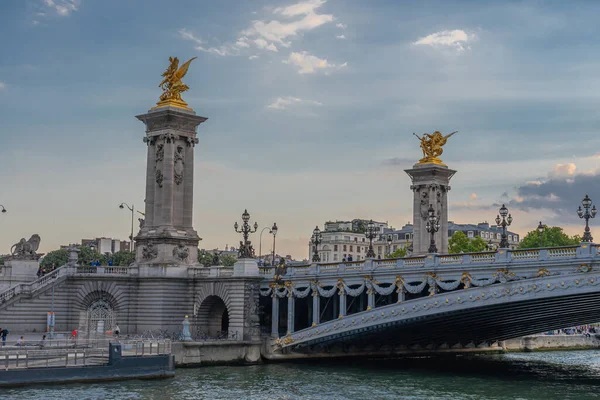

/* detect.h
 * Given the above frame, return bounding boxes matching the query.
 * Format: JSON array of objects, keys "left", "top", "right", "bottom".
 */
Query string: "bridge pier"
[
  {"left": 271, "top": 293, "right": 279, "bottom": 338},
  {"left": 312, "top": 292, "right": 320, "bottom": 326},
  {"left": 339, "top": 291, "right": 346, "bottom": 318},
  {"left": 287, "top": 292, "right": 295, "bottom": 334},
  {"left": 367, "top": 289, "right": 374, "bottom": 310}
]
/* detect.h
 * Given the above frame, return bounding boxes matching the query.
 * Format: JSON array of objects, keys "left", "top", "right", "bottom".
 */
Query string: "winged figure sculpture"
[
  {"left": 158, "top": 56, "right": 197, "bottom": 103},
  {"left": 413, "top": 130, "right": 457, "bottom": 165}
]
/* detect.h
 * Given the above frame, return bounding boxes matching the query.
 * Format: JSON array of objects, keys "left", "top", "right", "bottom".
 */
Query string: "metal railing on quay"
[{"left": 0, "top": 348, "right": 108, "bottom": 370}]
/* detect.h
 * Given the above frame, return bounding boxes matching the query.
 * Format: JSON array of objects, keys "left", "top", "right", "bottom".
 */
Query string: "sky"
[{"left": 1, "top": 0, "right": 599, "bottom": 259}]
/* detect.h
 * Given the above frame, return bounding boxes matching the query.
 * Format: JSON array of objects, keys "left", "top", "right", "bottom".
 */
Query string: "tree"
[
  {"left": 519, "top": 226, "right": 581, "bottom": 249},
  {"left": 220, "top": 254, "right": 237, "bottom": 267},
  {"left": 386, "top": 247, "right": 407, "bottom": 258},
  {"left": 111, "top": 250, "right": 136, "bottom": 266},
  {"left": 41, "top": 249, "right": 69, "bottom": 269},
  {"left": 78, "top": 246, "right": 106, "bottom": 266},
  {"left": 448, "top": 231, "right": 487, "bottom": 254}
]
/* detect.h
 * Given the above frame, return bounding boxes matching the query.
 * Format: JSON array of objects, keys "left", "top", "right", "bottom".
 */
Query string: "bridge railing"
[{"left": 260, "top": 243, "right": 598, "bottom": 279}]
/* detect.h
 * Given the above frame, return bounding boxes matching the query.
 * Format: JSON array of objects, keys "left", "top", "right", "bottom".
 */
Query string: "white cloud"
[
  {"left": 550, "top": 163, "right": 577, "bottom": 178},
  {"left": 336, "top": 34, "right": 346, "bottom": 39},
  {"left": 180, "top": 0, "right": 335, "bottom": 57},
  {"left": 179, "top": 29, "right": 238, "bottom": 56},
  {"left": 0, "top": 82, "right": 5, "bottom": 90},
  {"left": 336, "top": 23, "right": 346, "bottom": 29},
  {"left": 253, "top": 38, "right": 278, "bottom": 52},
  {"left": 284, "top": 51, "right": 347, "bottom": 74},
  {"left": 248, "top": 55, "right": 259, "bottom": 60},
  {"left": 43, "top": 0, "right": 79, "bottom": 16},
  {"left": 179, "top": 29, "right": 203, "bottom": 46},
  {"left": 470, "top": 193, "right": 478, "bottom": 200},
  {"left": 413, "top": 29, "right": 475, "bottom": 52},
  {"left": 243, "top": 0, "right": 334, "bottom": 48},
  {"left": 267, "top": 96, "right": 322, "bottom": 110}
]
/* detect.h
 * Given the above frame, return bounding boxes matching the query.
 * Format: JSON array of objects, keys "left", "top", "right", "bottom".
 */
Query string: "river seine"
[{"left": 4, "top": 351, "right": 600, "bottom": 399}]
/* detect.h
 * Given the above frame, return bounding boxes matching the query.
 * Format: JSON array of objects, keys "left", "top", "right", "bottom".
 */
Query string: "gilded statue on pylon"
[
  {"left": 154, "top": 56, "right": 197, "bottom": 110},
  {"left": 413, "top": 130, "right": 457, "bottom": 166}
]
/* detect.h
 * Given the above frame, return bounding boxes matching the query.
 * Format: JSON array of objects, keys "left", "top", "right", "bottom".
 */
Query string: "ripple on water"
[{"left": 4, "top": 351, "right": 600, "bottom": 400}]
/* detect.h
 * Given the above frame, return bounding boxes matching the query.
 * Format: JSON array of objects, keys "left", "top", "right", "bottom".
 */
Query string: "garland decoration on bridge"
[
  {"left": 292, "top": 285, "right": 312, "bottom": 298},
  {"left": 341, "top": 282, "right": 366, "bottom": 297},
  {"left": 260, "top": 270, "right": 524, "bottom": 299}
]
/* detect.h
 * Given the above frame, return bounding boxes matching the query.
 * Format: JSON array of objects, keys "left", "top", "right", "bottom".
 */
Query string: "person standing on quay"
[{"left": 1, "top": 328, "right": 8, "bottom": 346}]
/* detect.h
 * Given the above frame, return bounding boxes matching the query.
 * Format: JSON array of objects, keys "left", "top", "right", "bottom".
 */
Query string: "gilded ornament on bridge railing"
[
  {"left": 154, "top": 56, "right": 197, "bottom": 111},
  {"left": 413, "top": 130, "right": 457, "bottom": 166}
]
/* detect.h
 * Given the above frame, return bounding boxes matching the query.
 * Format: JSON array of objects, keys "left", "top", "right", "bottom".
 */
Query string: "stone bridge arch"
[{"left": 194, "top": 280, "right": 255, "bottom": 340}]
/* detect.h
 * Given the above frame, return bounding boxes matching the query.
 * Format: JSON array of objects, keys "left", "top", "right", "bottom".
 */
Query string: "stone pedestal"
[
  {"left": 135, "top": 106, "right": 207, "bottom": 266},
  {"left": 405, "top": 164, "right": 456, "bottom": 256},
  {"left": 233, "top": 259, "right": 259, "bottom": 277},
  {"left": 0, "top": 258, "right": 40, "bottom": 290}
]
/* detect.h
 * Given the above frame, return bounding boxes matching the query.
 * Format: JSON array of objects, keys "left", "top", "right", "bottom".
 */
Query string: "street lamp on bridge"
[
  {"left": 365, "top": 220, "right": 377, "bottom": 258},
  {"left": 537, "top": 221, "right": 545, "bottom": 247},
  {"left": 234, "top": 209, "right": 258, "bottom": 258},
  {"left": 495, "top": 204, "right": 513, "bottom": 249},
  {"left": 577, "top": 194, "right": 597, "bottom": 242},
  {"left": 119, "top": 203, "right": 135, "bottom": 252},
  {"left": 270, "top": 222, "right": 278, "bottom": 266},
  {"left": 425, "top": 205, "right": 440, "bottom": 254},
  {"left": 311, "top": 226, "right": 322, "bottom": 262}
]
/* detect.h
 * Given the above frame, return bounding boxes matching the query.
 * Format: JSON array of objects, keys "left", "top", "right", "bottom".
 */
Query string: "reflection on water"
[{"left": 5, "top": 351, "right": 600, "bottom": 400}]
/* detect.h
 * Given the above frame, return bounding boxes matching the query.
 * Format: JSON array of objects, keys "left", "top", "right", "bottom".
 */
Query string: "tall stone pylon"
[
  {"left": 134, "top": 57, "right": 207, "bottom": 266},
  {"left": 405, "top": 131, "right": 457, "bottom": 255}
]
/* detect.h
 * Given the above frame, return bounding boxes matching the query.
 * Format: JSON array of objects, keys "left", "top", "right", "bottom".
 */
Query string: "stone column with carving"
[
  {"left": 135, "top": 106, "right": 207, "bottom": 266},
  {"left": 405, "top": 164, "right": 456, "bottom": 256}
]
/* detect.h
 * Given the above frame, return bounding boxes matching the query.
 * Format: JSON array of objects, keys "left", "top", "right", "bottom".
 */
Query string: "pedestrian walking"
[{"left": 1, "top": 328, "right": 8, "bottom": 346}]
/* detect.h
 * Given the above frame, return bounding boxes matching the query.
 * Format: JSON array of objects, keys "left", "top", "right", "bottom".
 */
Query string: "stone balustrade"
[{"left": 260, "top": 244, "right": 597, "bottom": 282}]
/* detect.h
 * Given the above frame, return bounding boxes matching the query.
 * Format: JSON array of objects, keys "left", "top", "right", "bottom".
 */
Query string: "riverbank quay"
[
  {"left": 0, "top": 341, "right": 174, "bottom": 387},
  {"left": 503, "top": 334, "right": 600, "bottom": 352},
  {"left": 172, "top": 340, "right": 262, "bottom": 367}
]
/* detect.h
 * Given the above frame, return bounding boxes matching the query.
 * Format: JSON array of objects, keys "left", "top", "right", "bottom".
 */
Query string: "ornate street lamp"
[
  {"left": 537, "top": 221, "right": 545, "bottom": 247},
  {"left": 577, "top": 194, "right": 597, "bottom": 242},
  {"left": 311, "top": 226, "right": 322, "bottom": 262},
  {"left": 270, "top": 222, "right": 278, "bottom": 267},
  {"left": 0, "top": 205, "right": 6, "bottom": 214},
  {"left": 119, "top": 203, "right": 135, "bottom": 252},
  {"left": 425, "top": 205, "right": 440, "bottom": 253},
  {"left": 495, "top": 204, "right": 513, "bottom": 248},
  {"left": 387, "top": 235, "right": 393, "bottom": 256},
  {"left": 234, "top": 209, "right": 258, "bottom": 258},
  {"left": 365, "top": 220, "right": 377, "bottom": 258}
]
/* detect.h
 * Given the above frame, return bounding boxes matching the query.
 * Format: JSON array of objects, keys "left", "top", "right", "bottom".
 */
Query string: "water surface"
[{"left": 5, "top": 351, "right": 600, "bottom": 400}]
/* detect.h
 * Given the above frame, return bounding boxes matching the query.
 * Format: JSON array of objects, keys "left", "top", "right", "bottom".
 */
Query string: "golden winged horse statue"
[
  {"left": 154, "top": 56, "right": 197, "bottom": 110},
  {"left": 413, "top": 130, "right": 457, "bottom": 166}
]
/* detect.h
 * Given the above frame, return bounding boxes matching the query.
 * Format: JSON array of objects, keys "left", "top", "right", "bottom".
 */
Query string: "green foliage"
[
  {"left": 40, "top": 249, "right": 69, "bottom": 269},
  {"left": 448, "top": 231, "right": 488, "bottom": 254},
  {"left": 386, "top": 247, "right": 407, "bottom": 258},
  {"left": 518, "top": 226, "right": 581, "bottom": 249},
  {"left": 198, "top": 250, "right": 214, "bottom": 266},
  {"left": 220, "top": 254, "right": 237, "bottom": 266},
  {"left": 78, "top": 246, "right": 106, "bottom": 266},
  {"left": 110, "top": 250, "right": 135, "bottom": 266},
  {"left": 198, "top": 250, "right": 237, "bottom": 267}
]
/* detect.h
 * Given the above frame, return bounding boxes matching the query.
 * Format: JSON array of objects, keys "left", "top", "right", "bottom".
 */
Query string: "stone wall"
[
  {"left": 503, "top": 334, "right": 600, "bottom": 351},
  {"left": 172, "top": 341, "right": 261, "bottom": 366}
]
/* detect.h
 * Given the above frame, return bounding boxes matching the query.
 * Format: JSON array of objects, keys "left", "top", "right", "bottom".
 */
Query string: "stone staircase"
[{"left": 0, "top": 264, "right": 70, "bottom": 311}]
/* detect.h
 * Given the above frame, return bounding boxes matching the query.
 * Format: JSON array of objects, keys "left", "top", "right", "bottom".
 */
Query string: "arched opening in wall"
[
  {"left": 197, "top": 296, "right": 230, "bottom": 338},
  {"left": 87, "top": 299, "right": 116, "bottom": 335}
]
